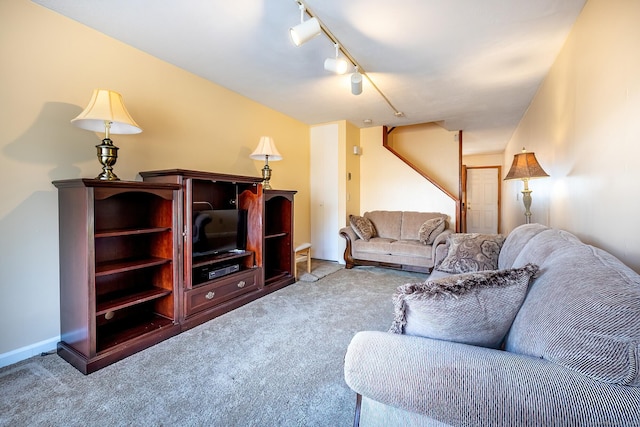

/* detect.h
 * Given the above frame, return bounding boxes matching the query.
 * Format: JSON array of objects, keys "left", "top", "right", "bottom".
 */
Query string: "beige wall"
[
  {"left": 464, "top": 153, "right": 504, "bottom": 167},
  {"left": 502, "top": 0, "right": 640, "bottom": 272},
  {"left": 0, "top": 1, "right": 310, "bottom": 360},
  {"left": 360, "top": 127, "right": 458, "bottom": 229},
  {"left": 387, "top": 123, "right": 460, "bottom": 196}
]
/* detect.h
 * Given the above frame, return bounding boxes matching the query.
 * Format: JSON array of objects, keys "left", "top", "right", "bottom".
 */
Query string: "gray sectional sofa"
[
  {"left": 339, "top": 211, "right": 452, "bottom": 273},
  {"left": 344, "top": 224, "right": 640, "bottom": 426}
]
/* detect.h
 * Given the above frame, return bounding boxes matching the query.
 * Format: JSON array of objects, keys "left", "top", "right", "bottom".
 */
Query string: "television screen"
[{"left": 192, "top": 209, "right": 246, "bottom": 257}]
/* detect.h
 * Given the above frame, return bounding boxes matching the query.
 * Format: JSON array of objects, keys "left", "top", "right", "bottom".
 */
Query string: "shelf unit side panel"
[{"left": 57, "top": 187, "right": 95, "bottom": 358}]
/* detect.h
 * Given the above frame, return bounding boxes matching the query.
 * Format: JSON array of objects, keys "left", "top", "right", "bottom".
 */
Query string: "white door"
[
  {"left": 466, "top": 168, "right": 499, "bottom": 234},
  {"left": 310, "top": 124, "right": 341, "bottom": 261}
]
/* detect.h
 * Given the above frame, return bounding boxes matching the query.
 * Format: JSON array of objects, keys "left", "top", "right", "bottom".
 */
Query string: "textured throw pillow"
[
  {"left": 418, "top": 217, "right": 446, "bottom": 245},
  {"left": 389, "top": 264, "right": 539, "bottom": 348},
  {"left": 350, "top": 215, "right": 376, "bottom": 241},
  {"left": 437, "top": 233, "right": 506, "bottom": 273}
]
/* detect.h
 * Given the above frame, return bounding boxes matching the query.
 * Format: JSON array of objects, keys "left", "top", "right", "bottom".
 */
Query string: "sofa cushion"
[
  {"left": 505, "top": 230, "right": 640, "bottom": 386},
  {"left": 353, "top": 237, "right": 394, "bottom": 254},
  {"left": 498, "top": 223, "right": 549, "bottom": 269},
  {"left": 418, "top": 217, "right": 446, "bottom": 245},
  {"left": 436, "top": 233, "right": 506, "bottom": 273},
  {"left": 510, "top": 228, "right": 581, "bottom": 270},
  {"left": 350, "top": 215, "right": 377, "bottom": 241},
  {"left": 389, "top": 240, "right": 432, "bottom": 258},
  {"left": 400, "top": 212, "right": 447, "bottom": 241},
  {"left": 389, "top": 264, "right": 539, "bottom": 348},
  {"left": 364, "top": 211, "right": 402, "bottom": 240}
]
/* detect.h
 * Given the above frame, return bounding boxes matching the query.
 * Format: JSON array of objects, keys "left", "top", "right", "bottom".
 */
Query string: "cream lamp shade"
[
  {"left": 250, "top": 136, "right": 283, "bottom": 161},
  {"left": 71, "top": 89, "right": 142, "bottom": 135}
]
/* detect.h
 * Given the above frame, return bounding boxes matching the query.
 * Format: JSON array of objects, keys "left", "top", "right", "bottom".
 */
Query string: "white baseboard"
[{"left": 0, "top": 336, "right": 59, "bottom": 369}]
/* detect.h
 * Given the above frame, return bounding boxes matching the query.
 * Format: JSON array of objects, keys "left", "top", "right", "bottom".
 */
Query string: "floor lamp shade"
[
  {"left": 504, "top": 149, "right": 549, "bottom": 224},
  {"left": 504, "top": 151, "right": 549, "bottom": 181}
]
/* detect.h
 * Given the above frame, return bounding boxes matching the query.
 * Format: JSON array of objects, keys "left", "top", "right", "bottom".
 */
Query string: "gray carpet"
[{"left": 0, "top": 263, "right": 428, "bottom": 427}]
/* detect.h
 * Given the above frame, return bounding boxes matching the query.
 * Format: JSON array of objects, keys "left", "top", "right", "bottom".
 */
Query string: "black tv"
[{"left": 192, "top": 209, "right": 247, "bottom": 257}]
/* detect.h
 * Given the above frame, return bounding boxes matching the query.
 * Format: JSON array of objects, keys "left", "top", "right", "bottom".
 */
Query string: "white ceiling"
[{"left": 34, "top": 0, "right": 586, "bottom": 155}]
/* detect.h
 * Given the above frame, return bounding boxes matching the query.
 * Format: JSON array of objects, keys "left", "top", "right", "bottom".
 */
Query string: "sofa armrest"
[
  {"left": 430, "top": 229, "right": 452, "bottom": 265},
  {"left": 339, "top": 226, "right": 359, "bottom": 268},
  {"left": 344, "top": 331, "right": 640, "bottom": 426},
  {"left": 339, "top": 226, "right": 358, "bottom": 242}
]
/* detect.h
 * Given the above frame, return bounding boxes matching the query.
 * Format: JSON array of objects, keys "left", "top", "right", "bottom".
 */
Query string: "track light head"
[
  {"left": 324, "top": 43, "right": 348, "bottom": 74},
  {"left": 290, "top": 4, "right": 321, "bottom": 46},
  {"left": 324, "top": 58, "right": 348, "bottom": 74},
  {"left": 351, "top": 68, "right": 363, "bottom": 95}
]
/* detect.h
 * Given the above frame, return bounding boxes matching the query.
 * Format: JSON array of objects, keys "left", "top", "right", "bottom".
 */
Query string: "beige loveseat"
[{"left": 339, "top": 211, "right": 452, "bottom": 273}]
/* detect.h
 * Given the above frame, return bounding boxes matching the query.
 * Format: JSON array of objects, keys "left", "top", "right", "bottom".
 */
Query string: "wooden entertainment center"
[{"left": 54, "top": 170, "right": 296, "bottom": 374}]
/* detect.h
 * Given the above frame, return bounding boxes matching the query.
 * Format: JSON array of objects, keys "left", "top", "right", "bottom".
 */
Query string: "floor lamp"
[{"left": 504, "top": 148, "right": 549, "bottom": 224}]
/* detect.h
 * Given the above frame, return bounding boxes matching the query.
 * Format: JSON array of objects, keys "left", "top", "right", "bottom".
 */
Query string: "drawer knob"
[
  {"left": 237, "top": 280, "right": 246, "bottom": 288},
  {"left": 205, "top": 291, "right": 215, "bottom": 300}
]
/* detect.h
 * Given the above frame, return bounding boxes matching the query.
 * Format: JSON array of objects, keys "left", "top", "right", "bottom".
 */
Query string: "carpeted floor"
[{"left": 0, "top": 261, "right": 428, "bottom": 427}]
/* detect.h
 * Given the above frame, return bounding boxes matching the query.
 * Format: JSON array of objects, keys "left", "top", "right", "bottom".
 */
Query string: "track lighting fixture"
[
  {"left": 290, "top": 1, "right": 403, "bottom": 115},
  {"left": 290, "top": 3, "right": 321, "bottom": 46},
  {"left": 324, "top": 43, "right": 348, "bottom": 74},
  {"left": 351, "top": 67, "right": 363, "bottom": 95}
]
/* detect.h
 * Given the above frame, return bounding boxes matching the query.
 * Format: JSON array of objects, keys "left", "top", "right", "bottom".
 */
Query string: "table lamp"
[
  {"left": 71, "top": 89, "right": 142, "bottom": 180},
  {"left": 250, "top": 136, "right": 282, "bottom": 190}
]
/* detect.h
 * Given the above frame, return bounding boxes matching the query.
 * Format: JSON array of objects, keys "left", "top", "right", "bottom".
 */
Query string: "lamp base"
[
  {"left": 96, "top": 138, "right": 119, "bottom": 181},
  {"left": 261, "top": 164, "right": 272, "bottom": 190},
  {"left": 522, "top": 189, "right": 532, "bottom": 224}
]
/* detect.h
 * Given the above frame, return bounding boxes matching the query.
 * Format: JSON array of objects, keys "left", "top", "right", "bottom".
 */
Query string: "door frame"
[{"left": 462, "top": 165, "right": 502, "bottom": 234}]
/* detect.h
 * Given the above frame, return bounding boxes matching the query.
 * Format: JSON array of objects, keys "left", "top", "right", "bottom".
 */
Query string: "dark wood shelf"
[
  {"left": 97, "top": 313, "right": 174, "bottom": 352},
  {"left": 96, "top": 227, "right": 171, "bottom": 238},
  {"left": 265, "top": 232, "right": 288, "bottom": 239},
  {"left": 192, "top": 250, "right": 253, "bottom": 268},
  {"left": 55, "top": 176, "right": 299, "bottom": 374},
  {"left": 95, "top": 257, "right": 171, "bottom": 276},
  {"left": 263, "top": 190, "right": 296, "bottom": 289},
  {"left": 96, "top": 287, "right": 172, "bottom": 315},
  {"left": 54, "top": 179, "right": 179, "bottom": 374},
  {"left": 265, "top": 270, "right": 290, "bottom": 285}
]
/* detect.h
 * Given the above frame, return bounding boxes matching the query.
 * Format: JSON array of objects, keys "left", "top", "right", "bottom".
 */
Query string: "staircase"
[{"left": 383, "top": 126, "right": 463, "bottom": 232}]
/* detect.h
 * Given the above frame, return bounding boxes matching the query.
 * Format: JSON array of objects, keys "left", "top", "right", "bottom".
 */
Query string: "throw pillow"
[
  {"left": 389, "top": 264, "right": 539, "bottom": 348},
  {"left": 418, "top": 217, "right": 446, "bottom": 245},
  {"left": 436, "top": 233, "right": 506, "bottom": 273},
  {"left": 350, "top": 215, "right": 376, "bottom": 241}
]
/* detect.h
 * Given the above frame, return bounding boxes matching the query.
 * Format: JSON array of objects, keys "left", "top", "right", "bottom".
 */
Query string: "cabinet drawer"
[{"left": 185, "top": 269, "right": 258, "bottom": 316}]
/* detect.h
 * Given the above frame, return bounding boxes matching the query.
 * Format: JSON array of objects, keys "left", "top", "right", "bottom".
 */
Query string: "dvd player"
[{"left": 193, "top": 263, "right": 240, "bottom": 285}]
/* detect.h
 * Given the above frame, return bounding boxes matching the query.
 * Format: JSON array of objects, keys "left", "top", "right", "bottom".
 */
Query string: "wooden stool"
[{"left": 294, "top": 243, "right": 312, "bottom": 279}]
